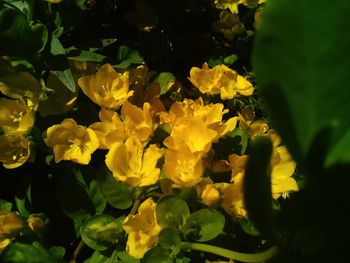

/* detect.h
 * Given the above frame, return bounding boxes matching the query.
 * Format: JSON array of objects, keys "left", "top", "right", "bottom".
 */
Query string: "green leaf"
[
  {"left": 15, "top": 175, "right": 32, "bottom": 217},
  {"left": 80, "top": 214, "right": 124, "bottom": 251},
  {"left": 183, "top": 209, "right": 225, "bottom": 242},
  {"left": 88, "top": 180, "right": 106, "bottom": 214},
  {"left": 0, "top": 242, "right": 63, "bottom": 263},
  {"left": 0, "top": 199, "right": 13, "bottom": 211},
  {"left": 52, "top": 69, "right": 76, "bottom": 92},
  {"left": 84, "top": 250, "right": 109, "bottom": 263},
  {"left": 158, "top": 228, "right": 181, "bottom": 253},
  {"left": 50, "top": 34, "right": 66, "bottom": 55},
  {"left": 154, "top": 72, "right": 175, "bottom": 95},
  {"left": 243, "top": 136, "right": 275, "bottom": 240},
  {"left": 97, "top": 166, "right": 135, "bottom": 209},
  {"left": 68, "top": 50, "right": 106, "bottom": 62},
  {"left": 115, "top": 45, "right": 143, "bottom": 68},
  {"left": 156, "top": 195, "right": 190, "bottom": 229},
  {"left": 142, "top": 247, "right": 173, "bottom": 263},
  {"left": 223, "top": 54, "right": 238, "bottom": 66},
  {"left": 117, "top": 251, "right": 140, "bottom": 263},
  {"left": 207, "top": 56, "right": 223, "bottom": 67},
  {"left": 252, "top": 0, "right": 350, "bottom": 167},
  {"left": 239, "top": 217, "right": 260, "bottom": 236},
  {"left": 27, "top": 22, "right": 48, "bottom": 53}
]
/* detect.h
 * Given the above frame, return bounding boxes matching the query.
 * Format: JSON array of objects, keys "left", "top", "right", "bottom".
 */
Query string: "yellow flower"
[
  {"left": 89, "top": 108, "right": 126, "bottom": 149},
  {"left": 164, "top": 118, "right": 217, "bottom": 154},
  {"left": 121, "top": 101, "right": 155, "bottom": 142},
  {"left": 43, "top": 119, "right": 99, "bottom": 165},
  {"left": 38, "top": 72, "right": 78, "bottom": 117},
  {"left": 78, "top": 63, "right": 133, "bottom": 109},
  {"left": 0, "top": 135, "right": 30, "bottom": 169},
  {"left": 163, "top": 145, "right": 204, "bottom": 187},
  {"left": 212, "top": 10, "right": 245, "bottom": 40},
  {"left": 221, "top": 172, "right": 247, "bottom": 219},
  {"left": 189, "top": 63, "right": 254, "bottom": 100},
  {"left": 197, "top": 179, "right": 229, "bottom": 207},
  {"left": 159, "top": 98, "right": 238, "bottom": 139},
  {"left": 0, "top": 98, "right": 35, "bottom": 135},
  {"left": 214, "top": 0, "right": 266, "bottom": 14},
  {"left": 0, "top": 209, "right": 24, "bottom": 239},
  {"left": 0, "top": 71, "right": 42, "bottom": 110},
  {"left": 271, "top": 146, "right": 298, "bottom": 199},
  {"left": 105, "top": 136, "right": 163, "bottom": 187},
  {"left": 123, "top": 198, "right": 160, "bottom": 258}
]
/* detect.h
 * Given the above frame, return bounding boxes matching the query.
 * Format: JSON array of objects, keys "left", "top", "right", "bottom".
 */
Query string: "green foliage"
[
  {"left": 0, "top": 242, "right": 64, "bottom": 263},
  {"left": 182, "top": 209, "right": 225, "bottom": 242},
  {"left": 158, "top": 227, "right": 181, "bottom": 253},
  {"left": 154, "top": 72, "right": 176, "bottom": 95},
  {"left": 115, "top": 45, "right": 143, "bottom": 68},
  {"left": 80, "top": 214, "right": 124, "bottom": 251},
  {"left": 252, "top": 0, "right": 350, "bottom": 168},
  {"left": 156, "top": 195, "right": 190, "bottom": 229},
  {"left": 142, "top": 247, "right": 173, "bottom": 263},
  {"left": 97, "top": 167, "right": 135, "bottom": 210},
  {"left": 0, "top": 199, "right": 12, "bottom": 211}
]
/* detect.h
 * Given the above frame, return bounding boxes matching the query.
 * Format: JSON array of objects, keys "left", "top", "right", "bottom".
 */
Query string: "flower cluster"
[{"left": 40, "top": 62, "right": 298, "bottom": 256}]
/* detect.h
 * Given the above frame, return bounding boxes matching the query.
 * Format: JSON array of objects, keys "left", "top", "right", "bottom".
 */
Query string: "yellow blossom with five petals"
[
  {"left": 105, "top": 136, "right": 163, "bottom": 187},
  {"left": 0, "top": 98, "right": 35, "bottom": 135},
  {"left": 78, "top": 63, "right": 133, "bottom": 109},
  {"left": 122, "top": 198, "right": 160, "bottom": 258},
  {"left": 43, "top": 119, "right": 99, "bottom": 165}
]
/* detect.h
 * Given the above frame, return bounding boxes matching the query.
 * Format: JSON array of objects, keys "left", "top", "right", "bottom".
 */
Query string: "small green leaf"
[
  {"left": 0, "top": 242, "right": 63, "bottom": 263},
  {"left": 223, "top": 54, "right": 238, "bottom": 66},
  {"left": 68, "top": 50, "right": 106, "bottom": 62},
  {"left": 52, "top": 69, "right": 76, "bottom": 92},
  {"left": 15, "top": 176, "right": 32, "bottom": 217},
  {"left": 183, "top": 209, "right": 225, "bottom": 242},
  {"left": 97, "top": 166, "right": 135, "bottom": 209},
  {"left": 207, "top": 56, "right": 223, "bottom": 67},
  {"left": 88, "top": 180, "right": 106, "bottom": 214},
  {"left": 156, "top": 195, "right": 190, "bottom": 229},
  {"left": 117, "top": 251, "right": 140, "bottom": 263},
  {"left": 239, "top": 217, "right": 260, "bottom": 236},
  {"left": 142, "top": 247, "right": 173, "bottom": 263},
  {"left": 154, "top": 72, "right": 175, "bottom": 95},
  {"left": 243, "top": 136, "right": 275, "bottom": 240},
  {"left": 50, "top": 34, "right": 65, "bottom": 56},
  {"left": 0, "top": 199, "right": 13, "bottom": 211},
  {"left": 115, "top": 45, "right": 143, "bottom": 68},
  {"left": 80, "top": 214, "right": 124, "bottom": 251}
]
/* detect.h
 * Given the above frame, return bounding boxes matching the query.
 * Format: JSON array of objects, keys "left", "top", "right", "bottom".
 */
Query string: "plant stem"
[
  {"left": 108, "top": 248, "right": 118, "bottom": 263},
  {"left": 180, "top": 242, "right": 279, "bottom": 263},
  {"left": 70, "top": 240, "right": 85, "bottom": 262}
]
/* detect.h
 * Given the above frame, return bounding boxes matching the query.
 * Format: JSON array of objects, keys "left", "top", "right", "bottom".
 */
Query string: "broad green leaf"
[
  {"left": 15, "top": 176, "right": 32, "bottom": 217},
  {"left": 115, "top": 45, "right": 143, "bottom": 68},
  {"left": 223, "top": 54, "right": 238, "bottom": 66},
  {"left": 142, "top": 247, "right": 173, "bottom": 263},
  {"left": 252, "top": 0, "right": 350, "bottom": 167},
  {"left": 97, "top": 167, "right": 135, "bottom": 209},
  {"left": 88, "top": 180, "right": 106, "bottom": 214},
  {"left": 50, "top": 34, "right": 66, "bottom": 55},
  {"left": 183, "top": 209, "right": 225, "bottom": 242},
  {"left": 207, "top": 56, "right": 223, "bottom": 67},
  {"left": 156, "top": 195, "right": 190, "bottom": 229},
  {"left": 117, "top": 251, "right": 140, "bottom": 263},
  {"left": 239, "top": 217, "right": 260, "bottom": 236},
  {"left": 154, "top": 72, "right": 175, "bottom": 95},
  {"left": 243, "top": 136, "right": 275, "bottom": 240},
  {"left": 80, "top": 214, "right": 124, "bottom": 251},
  {"left": 0, "top": 199, "right": 12, "bottom": 211},
  {"left": 0, "top": 242, "right": 63, "bottom": 263}
]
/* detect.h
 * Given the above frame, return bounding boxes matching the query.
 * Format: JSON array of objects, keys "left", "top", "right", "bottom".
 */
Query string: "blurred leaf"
[
  {"left": 84, "top": 250, "right": 109, "bottom": 263},
  {"left": 27, "top": 22, "right": 48, "bottom": 53},
  {"left": 15, "top": 176, "right": 32, "bottom": 217},
  {"left": 252, "top": 0, "right": 350, "bottom": 167},
  {"left": 80, "top": 214, "right": 124, "bottom": 251},
  {"left": 142, "top": 247, "right": 173, "bottom": 263},
  {"left": 97, "top": 166, "right": 135, "bottom": 209},
  {"left": 87, "top": 180, "right": 106, "bottom": 215},
  {"left": 156, "top": 195, "right": 190, "bottom": 229},
  {"left": 243, "top": 136, "right": 275, "bottom": 240},
  {"left": 207, "top": 56, "right": 223, "bottom": 67},
  {"left": 117, "top": 251, "right": 140, "bottom": 263},
  {"left": 183, "top": 209, "right": 225, "bottom": 242},
  {"left": 68, "top": 50, "right": 106, "bottom": 62},
  {"left": 0, "top": 199, "right": 13, "bottom": 211},
  {"left": 115, "top": 45, "right": 143, "bottom": 68},
  {"left": 0, "top": 242, "right": 63, "bottom": 263},
  {"left": 154, "top": 72, "right": 175, "bottom": 95}
]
